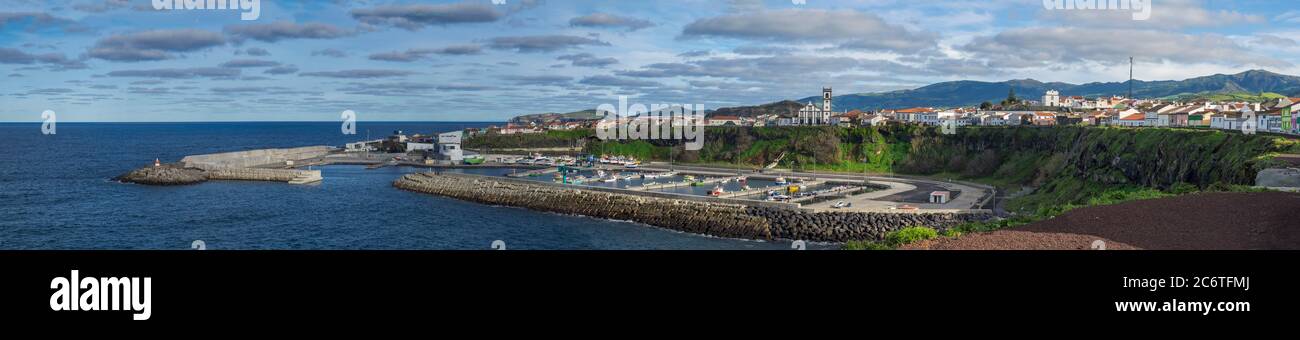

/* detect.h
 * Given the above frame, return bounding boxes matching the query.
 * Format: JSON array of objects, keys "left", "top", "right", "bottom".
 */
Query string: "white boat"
[
  {"left": 709, "top": 186, "right": 726, "bottom": 197},
  {"left": 774, "top": 177, "right": 788, "bottom": 185}
]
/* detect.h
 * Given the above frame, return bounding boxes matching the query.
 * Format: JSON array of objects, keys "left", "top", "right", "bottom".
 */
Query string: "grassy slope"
[{"left": 584, "top": 126, "right": 1299, "bottom": 242}]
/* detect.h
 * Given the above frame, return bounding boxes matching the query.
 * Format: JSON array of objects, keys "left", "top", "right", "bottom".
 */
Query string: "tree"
[
  {"left": 1000, "top": 88, "right": 1020, "bottom": 108},
  {"left": 980, "top": 101, "right": 993, "bottom": 110}
]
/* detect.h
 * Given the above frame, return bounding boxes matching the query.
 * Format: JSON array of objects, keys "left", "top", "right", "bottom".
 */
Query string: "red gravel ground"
[
  {"left": 1016, "top": 191, "right": 1300, "bottom": 250},
  {"left": 902, "top": 191, "right": 1300, "bottom": 250},
  {"left": 900, "top": 230, "right": 1140, "bottom": 250}
]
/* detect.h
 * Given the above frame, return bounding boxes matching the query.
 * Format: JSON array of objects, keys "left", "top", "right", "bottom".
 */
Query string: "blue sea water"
[{"left": 0, "top": 122, "right": 805, "bottom": 250}]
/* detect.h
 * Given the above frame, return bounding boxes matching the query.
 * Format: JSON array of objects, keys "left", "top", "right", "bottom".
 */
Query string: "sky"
[{"left": 1, "top": 0, "right": 1298, "bottom": 122}]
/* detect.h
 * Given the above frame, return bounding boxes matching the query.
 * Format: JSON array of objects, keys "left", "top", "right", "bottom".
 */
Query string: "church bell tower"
[{"left": 822, "top": 87, "right": 832, "bottom": 113}]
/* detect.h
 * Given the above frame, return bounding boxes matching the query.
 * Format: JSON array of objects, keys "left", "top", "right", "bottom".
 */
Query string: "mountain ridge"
[{"left": 793, "top": 69, "right": 1300, "bottom": 112}]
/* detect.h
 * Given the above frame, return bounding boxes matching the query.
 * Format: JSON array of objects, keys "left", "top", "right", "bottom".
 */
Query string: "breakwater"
[
  {"left": 117, "top": 164, "right": 321, "bottom": 185},
  {"left": 394, "top": 172, "right": 991, "bottom": 242},
  {"left": 395, "top": 172, "right": 775, "bottom": 240},
  {"left": 119, "top": 146, "right": 333, "bottom": 185},
  {"left": 747, "top": 207, "right": 984, "bottom": 242}
]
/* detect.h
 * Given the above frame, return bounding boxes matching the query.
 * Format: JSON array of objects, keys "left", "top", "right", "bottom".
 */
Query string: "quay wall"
[
  {"left": 207, "top": 168, "right": 318, "bottom": 182},
  {"left": 395, "top": 172, "right": 991, "bottom": 243},
  {"left": 182, "top": 146, "right": 335, "bottom": 169}
]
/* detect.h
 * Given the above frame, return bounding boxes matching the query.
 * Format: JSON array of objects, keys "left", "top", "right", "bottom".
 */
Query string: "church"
[{"left": 796, "top": 87, "right": 834, "bottom": 125}]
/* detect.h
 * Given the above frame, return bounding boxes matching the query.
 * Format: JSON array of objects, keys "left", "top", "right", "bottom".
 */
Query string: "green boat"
[{"left": 463, "top": 155, "right": 485, "bottom": 165}]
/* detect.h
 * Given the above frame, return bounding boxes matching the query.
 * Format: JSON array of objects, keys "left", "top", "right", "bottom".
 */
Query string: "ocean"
[{"left": 0, "top": 122, "right": 806, "bottom": 250}]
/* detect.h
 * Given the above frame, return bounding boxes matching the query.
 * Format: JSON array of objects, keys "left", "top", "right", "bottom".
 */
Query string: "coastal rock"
[{"left": 115, "top": 164, "right": 208, "bottom": 186}]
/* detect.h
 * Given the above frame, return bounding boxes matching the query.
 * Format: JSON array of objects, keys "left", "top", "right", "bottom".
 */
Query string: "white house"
[
  {"left": 863, "top": 114, "right": 890, "bottom": 126},
  {"left": 1211, "top": 112, "right": 1246, "bottom": 130},
  {"left": 1115, "top": 112, "right": 1146, "bottom": 127},
  {"left": 345, "top": 140, "right": 382, "bottom": 152},
  {"left": 977, "top": 112, "right": 1007, "bottom": 126}
]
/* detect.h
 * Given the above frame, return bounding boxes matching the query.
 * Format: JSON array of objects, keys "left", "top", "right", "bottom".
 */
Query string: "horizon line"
[{"left": 0, "top": 120, "right": 510, "bottom": 124}]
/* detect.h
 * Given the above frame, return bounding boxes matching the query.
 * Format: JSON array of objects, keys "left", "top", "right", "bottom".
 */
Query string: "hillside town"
[{"left": 483, "top": 87, "right": 1300, "bottom": 136}]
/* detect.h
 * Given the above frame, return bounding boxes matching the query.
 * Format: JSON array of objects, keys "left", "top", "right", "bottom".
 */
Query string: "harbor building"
[{"left": 436, "top": 131, "right": 464, "bottom": 162}]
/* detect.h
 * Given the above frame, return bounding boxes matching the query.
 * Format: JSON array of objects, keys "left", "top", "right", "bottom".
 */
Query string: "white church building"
[
  {"left": 1043, "top": 90, "right": 1061, "bottom": 107},
  {"left": 796, "top": 87, "right": 834, "bottom": 125}
]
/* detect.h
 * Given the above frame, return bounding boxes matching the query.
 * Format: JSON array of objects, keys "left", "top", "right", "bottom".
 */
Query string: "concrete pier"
[
  {"left": 207, "top": 167, "right": 321, "bottom": 183},
  {"left": 181, "top": 146, "right": 335, "bottom": 169}
]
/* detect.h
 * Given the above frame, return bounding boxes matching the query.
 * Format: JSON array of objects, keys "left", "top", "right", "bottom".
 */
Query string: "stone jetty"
[
  {"left": 115, "top": 164, "right": 208, "bottom": 186},
  {"left": 395, "top": 172, "right": 991, "bottom": 243},
  {"left": 117, "top": 164, "right": 322, "bottom": 185}
]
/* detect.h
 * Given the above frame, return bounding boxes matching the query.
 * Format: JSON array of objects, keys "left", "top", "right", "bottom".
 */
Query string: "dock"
[{"left": 631, "top": 176, "right": 738, "bottom": 190}]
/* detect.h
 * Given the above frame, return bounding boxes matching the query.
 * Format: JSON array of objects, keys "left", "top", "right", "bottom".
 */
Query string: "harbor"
[{"left": 115, "top": 132, "right": 994, "bottom": 243}]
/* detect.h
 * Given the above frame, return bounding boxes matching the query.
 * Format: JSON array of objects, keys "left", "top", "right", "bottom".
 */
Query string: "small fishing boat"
[
  {"left": 774, "top": 177, "right": 788, "bottom": 185},
  {"left": 709, "top": 186, "right": 726, "bottom": 197}
]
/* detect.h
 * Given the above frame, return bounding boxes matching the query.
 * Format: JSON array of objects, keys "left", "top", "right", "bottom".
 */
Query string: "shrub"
[
  {"left": 885, "top": 226, "right": 938, "bottom": 246},
  {"left": 842, "top": 240, "right": 893, "bottom": 250}
]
